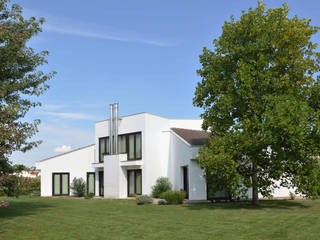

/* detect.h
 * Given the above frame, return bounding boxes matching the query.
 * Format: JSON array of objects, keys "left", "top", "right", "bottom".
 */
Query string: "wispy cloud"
[
  {"left": 40, "top": 111, "right": 97, "bottom": 120},
  {"left": 24, "top": 8, "right": 173, "bottom": 47},
  {"left": 54, "top": 145, "right": 71, "bottom": 153}
]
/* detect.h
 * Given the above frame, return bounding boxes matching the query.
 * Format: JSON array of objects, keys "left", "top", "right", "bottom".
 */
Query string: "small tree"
[
  {"left": 151, "top": 177, "right": 172, "bottom": 198},
  {"left": 194, "top": 1, "right": 320, "bottom": 205},
  {"left": 70, "top": 177, "right": 86, "bottom": 197}
]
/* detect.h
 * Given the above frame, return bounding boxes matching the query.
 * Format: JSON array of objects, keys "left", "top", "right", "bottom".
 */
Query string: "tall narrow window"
[
  {"left": 52, "top": 173, "right": 69, "bottom": 196},
  {"left": 87, "top": 172, "right": 95, "bottom": 195},
  {"left": 127, "top": 169, "right": 142, "bottom": 197},
  {"left": 129, "top": 135, "right": 135, "bottom": 159},
  {"left": 135, "top": 133, "right": 141, "bottom": 159}
]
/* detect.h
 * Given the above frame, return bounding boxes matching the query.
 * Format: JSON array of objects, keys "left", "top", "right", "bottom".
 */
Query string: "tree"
[
  {"left": 12, "top": 164, "right": 28, "bottom": 173},
  {"left": 194, "top": 1, "right": 320, "bottom": 205},
  {"left": 0, "top": 0, "right": 55, "bottom": 175}
]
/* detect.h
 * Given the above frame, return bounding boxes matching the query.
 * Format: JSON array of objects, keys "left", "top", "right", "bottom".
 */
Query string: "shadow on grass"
[
  {"left": 183, "top": 200, "right": 310, "bottom": 211},
  {"left": 0, "top": 198, "right": 54, "bottom": 220}
]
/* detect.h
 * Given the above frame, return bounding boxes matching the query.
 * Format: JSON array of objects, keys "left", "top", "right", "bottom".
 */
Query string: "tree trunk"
[{"left": 252, "top": 163, "right": 259, "bottom": 205}]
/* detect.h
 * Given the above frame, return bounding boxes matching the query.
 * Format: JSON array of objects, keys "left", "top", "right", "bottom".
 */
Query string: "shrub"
[
  {"left": 0, "top": 200, "right": 9, "bottom": 208},
  {"left": 289, "top": 191, "right": 296, "bottom": 200},
  {"left": 136, "top": 195, "right": 153, "bottom": 205},
  {"left": 160, "top": 190, "right": 186, "bottom": 204},
  {"left": 85, "top": 193, "right": 95, "bottom": 199},
  {"left": 70, "top": 177, "right": 86, "bottom": 197},
  {"left": 151, "top": 177, "right": 172, "bottom": 198},
  {"left": 158, "top": 199, "right": 167, "bottom": 205},
  {"left": 0, "top": 175, "right": 23, "bottom": 197}
]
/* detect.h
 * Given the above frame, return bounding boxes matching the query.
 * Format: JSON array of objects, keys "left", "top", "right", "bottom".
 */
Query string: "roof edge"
[{"left": 36, "top": 144, "right": 95, "bottom": 163}]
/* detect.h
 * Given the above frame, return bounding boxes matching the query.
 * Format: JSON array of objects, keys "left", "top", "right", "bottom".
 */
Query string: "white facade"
[
  {"left": 36, "top": 111, "right": 296, "bottom": 200},
  {"left": 36, "top": 112, "right": 208, "bottom": 200}
]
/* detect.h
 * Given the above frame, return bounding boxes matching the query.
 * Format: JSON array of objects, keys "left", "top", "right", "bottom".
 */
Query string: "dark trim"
[
  {"left": 99, "top": 131, "right": 142, "bottom": 161},
  {"left": 127, "top": 169, "right": 142, "bottom": 197},
  {"left": 98, "top": 171, "right": 104, "bottom": 197},
  {"left": 52, "top": 172, "right": 70, "bottom": 196},
  {"left": 182, "top": 166, "right": 189, "bottom": 199},
  {"left": 86, "top": 172, "right": 95, "bottom": 195}
]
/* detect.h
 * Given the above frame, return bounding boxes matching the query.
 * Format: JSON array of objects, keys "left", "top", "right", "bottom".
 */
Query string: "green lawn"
[{"left": 0, "top": 197, "right": 320, "bottom": 240}]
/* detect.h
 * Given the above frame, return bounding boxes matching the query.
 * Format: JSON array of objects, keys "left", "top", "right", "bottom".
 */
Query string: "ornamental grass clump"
[{"left": 136, "top": 195, "right": 153, "bottom": 205}]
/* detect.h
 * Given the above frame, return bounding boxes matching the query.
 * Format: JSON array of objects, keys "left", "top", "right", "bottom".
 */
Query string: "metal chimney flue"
[{"left": 109, "top": 103, "right": 119, "bottom": 155}]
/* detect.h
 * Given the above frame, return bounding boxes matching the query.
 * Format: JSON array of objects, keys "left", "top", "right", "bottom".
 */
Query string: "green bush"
[
  {"left": 0, "top": 175, "right": 40, "bottom": 197},
  {"left": 151, "top": 177, "right": 172, "bottom": 198},
  {"left": 85, "top": 193, "right": 95, "bottom": 199},
  {"left": 136, "top": 195, "right": 153, "bottom": 205},
  {"left": 70, "top": 177, "right": 86, "bottom": 197},
  {"left": 160, "top": 190, "right": 186, "bottom": 204}
]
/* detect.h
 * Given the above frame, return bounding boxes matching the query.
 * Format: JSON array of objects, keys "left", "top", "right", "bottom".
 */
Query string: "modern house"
[
  {"left": 36, "top": 103, "right": 296, "bottom": 200},
  {"left": 36, "top": 103, "right": 209, "bottom": 200}
]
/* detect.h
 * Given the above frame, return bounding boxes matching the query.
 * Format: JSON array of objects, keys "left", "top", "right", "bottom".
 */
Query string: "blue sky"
[{"left": 10, "top": 0, "right": 320, "bottom": 167}]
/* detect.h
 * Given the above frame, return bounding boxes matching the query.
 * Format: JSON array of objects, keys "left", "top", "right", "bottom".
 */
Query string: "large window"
[
  {"left": 99, "top": 137, "right": 109, "bottom": 162},
  {"left": 87, "top": 172, "right": 95, "bottom": 195},
  {"left": 99, "top": 132, "right": 142, "bottom": 161},
  {"left": 52, "top": 173, "right": 69, "bottom": 196}
]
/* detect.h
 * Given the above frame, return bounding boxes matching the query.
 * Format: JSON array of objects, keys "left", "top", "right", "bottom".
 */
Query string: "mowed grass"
[{"left": 0, "top": 197, "right": 320, "bottom": 240}]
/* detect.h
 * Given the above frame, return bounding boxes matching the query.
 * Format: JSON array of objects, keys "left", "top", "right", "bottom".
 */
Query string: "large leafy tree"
[
  {"left": 194, "top": 1, "right": 320, "bottom": 204},
  {"left": 0, "top": 0, "right": 55, "bottom": 175}
]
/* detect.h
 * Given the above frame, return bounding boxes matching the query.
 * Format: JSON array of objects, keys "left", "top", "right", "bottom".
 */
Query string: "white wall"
[{"left": 36, "top": 145, "right": 95, "bottom": 196}]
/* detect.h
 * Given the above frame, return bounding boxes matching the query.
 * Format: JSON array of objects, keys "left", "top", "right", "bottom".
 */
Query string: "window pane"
[
  {"left": 99, "top": 139, "right": 105, "bottom": 162},
  {"left": 129, "top": 135, "right": 135, "bottom": 159},
  {"left": 119, "top": 135, "right": 126, "bottom": 154},
  {"left": 106, "top": 138, "right": 109, "bottom": 155},
  {"left": 88, "top": 173, "right": 95, "bottom": 194},
  {"left": 135, "top": 171, "right": 142, "bottom": 195},
  {"left": 54, "top": 174, "right": 60, "bottom": 195},
  {"left": 135, "top": 133, "right": 141, "bottom": 159},
  {"left": 128, "top": 171, "right": 135, "bottom": 196},
  {"left": 61, "top": 174, "right": 69, "bottom": 195}
]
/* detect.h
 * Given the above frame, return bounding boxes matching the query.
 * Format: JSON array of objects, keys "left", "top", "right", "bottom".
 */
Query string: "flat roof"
[{"left": 95, "top": 112, "right": 201, "bottom": 123}]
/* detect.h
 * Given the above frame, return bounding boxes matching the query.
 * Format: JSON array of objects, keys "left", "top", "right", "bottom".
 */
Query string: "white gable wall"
[{"left": 36, "top": 145, "right": 95, "bottom": 196}]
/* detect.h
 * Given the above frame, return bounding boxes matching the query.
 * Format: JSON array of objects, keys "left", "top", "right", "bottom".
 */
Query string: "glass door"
[
  {"left": 182, "top": 166, "right": 189, "bottom": 199},
  {"left": 52, "top": 173, "right": 69, "bottom": 196},
  {"left": 87, "top": 172, "right": 95, "bottom": 195},
  {"left": 127, "top": 169, "right": 142, "bottom": 197}
]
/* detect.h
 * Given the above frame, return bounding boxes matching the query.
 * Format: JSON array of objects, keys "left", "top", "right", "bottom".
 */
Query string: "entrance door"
[
  {"left": 127, "top": 169, "right": 142, "bottom": 197},
  {"left": 99, "top": 171, "right": 104, "bottom": 196},
  {"left": 182, "top": 166, "right": 189, "bottom": 199}
]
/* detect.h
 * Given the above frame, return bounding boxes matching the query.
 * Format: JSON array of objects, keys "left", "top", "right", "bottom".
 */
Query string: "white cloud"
[
  {"left": 40, "top": 111, "right": 97, "bottom": 120},
  {"left": 54, "top": 145, "right": 71, "bottom": 153},
  {"left": 23, "top": 9, "right": 173, "bottom": 47}
]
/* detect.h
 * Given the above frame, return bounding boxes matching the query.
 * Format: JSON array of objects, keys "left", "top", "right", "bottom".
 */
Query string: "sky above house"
[{"left": 9, "top": 0, "right": 320, "bottom": 167}]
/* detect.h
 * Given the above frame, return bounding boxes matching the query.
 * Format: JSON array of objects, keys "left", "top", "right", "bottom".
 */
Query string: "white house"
[
  {"left": 36, "top": 103, "right": 296, "bottom": 200},
  {"left": 36, "top": 104, "right": 209, "bottom": 200}
]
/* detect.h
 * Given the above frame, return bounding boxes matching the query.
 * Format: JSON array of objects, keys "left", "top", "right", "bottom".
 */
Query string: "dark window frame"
[
  {"left": 127, "top": 169, "right": 142, "bottom": 197},
  {"left": 52, "top": 172, "right": 70, "bottom": 196},
  {"left": 86, "top": 172, "right": 95, "bottom": 195},
  {"left": 99, "top": 131, "right": 142, "bottom": 161},
  {"left": 99, "top": 171, "right": 104, "bottom": 197}
]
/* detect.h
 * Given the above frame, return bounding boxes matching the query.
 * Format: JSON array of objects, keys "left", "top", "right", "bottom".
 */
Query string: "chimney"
[{"left": 109, "top": 103, "right": 119, "bottom": 155}]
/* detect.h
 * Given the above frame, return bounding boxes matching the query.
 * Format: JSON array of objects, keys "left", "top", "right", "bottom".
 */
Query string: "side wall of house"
[{"left": 37, "top": 145, "right": 95, "bottom": 196}]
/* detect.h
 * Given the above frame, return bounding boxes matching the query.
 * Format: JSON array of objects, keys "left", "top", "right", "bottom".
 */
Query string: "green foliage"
[
  {"left": 0, "top": 174, "right": 39, "bottom": 197},
  {"left": 84, "top": 193, "right": 95, "bottom": 199},
  {"left": 136, "top": 195, "right": 153, "bottom": 205},
  {"left": 151, "top": 177, "right": 172, "bottom": 198},
  {"left": 12, "top": 164, "right": 28, "bottom": 173},
  {"left": 194, "top": 1, "right": 320, "bottom": 204},
  {"left": 160, "top": 190, "right": 186, "bottom": 204},
  {"left": 0, "top": 0, "right": 56, "bottom": 175},
  {"left": 70, "top": 177, "right": 86, "bottom": 197}
]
